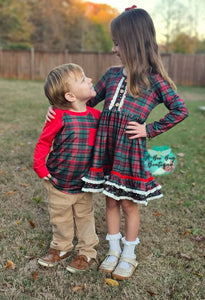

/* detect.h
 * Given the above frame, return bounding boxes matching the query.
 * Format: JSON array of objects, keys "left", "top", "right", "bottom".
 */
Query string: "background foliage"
[
  {"left": 0, "top": 0, "right": 205, "bottom": 53},
  {"left": 0, "top": 0, "right": 118, "bottom": 52}
]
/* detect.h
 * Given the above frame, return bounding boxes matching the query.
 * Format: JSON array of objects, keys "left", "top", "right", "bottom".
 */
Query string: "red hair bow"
[{"left": 125, "top": 5, "right": 137, "bottom": 11}]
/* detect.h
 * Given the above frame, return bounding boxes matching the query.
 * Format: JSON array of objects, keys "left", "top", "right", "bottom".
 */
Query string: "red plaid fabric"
[
  {"left": 33, "top": 107, "right": 100, "bottom": 194},
  {"left": 82, "top": 67, "right": 188, "bottom": 204}
]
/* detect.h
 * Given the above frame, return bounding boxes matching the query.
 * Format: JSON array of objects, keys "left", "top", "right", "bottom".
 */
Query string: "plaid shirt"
[{"left": 33, "top": 107, "right": 100, "bottom": 194}]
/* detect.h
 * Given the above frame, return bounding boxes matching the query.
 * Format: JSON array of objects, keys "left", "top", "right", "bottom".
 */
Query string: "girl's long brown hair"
[{"left": 111, "top": 8, "right": 176, "bottom": 97}]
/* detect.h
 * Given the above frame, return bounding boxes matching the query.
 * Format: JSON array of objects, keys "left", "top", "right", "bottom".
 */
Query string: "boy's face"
[{"left": 68, "top": 71, "right": 96, "bottom": 102}]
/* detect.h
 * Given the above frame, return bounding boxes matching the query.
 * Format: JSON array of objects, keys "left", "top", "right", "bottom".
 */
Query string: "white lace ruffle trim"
[
  {"left": 103, "top": 190, "right": 163, "bottom": 206},
  {"left": 106, "top": 232, "right": 122, "bottom": 241},
  {"left": 109, "top": 77, "right": 124, "bottom": 110},
  {"left": 121, "top": 237, "right": 140, "bottom": 245},
  {"left": 105, "top": 180, "right": 162, "bottom": 196},
  {"left": 81, "top": 176, "right": 105, "bottom": 184},
  {"left": 82, "top": 187, "right": 104, "bottom": 193},
  {"left": 82, "top": 177, "right": 163, "bottom": 204}
]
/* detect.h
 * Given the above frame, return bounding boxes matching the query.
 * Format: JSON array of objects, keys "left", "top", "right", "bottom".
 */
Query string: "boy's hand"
[
  {"left": 126, "top": 122, "right": 147, "bottom": 139},
  {"left": 43, "top": 174, "right": 51, "bottom": 180},
  {"left": 46, "top": 106, "right": 56, "bottom": 122}
]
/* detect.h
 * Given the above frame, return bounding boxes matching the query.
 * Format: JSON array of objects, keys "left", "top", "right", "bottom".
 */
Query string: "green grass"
[{"left": 0, "top": 79, "right": 204, "bottom": 299}]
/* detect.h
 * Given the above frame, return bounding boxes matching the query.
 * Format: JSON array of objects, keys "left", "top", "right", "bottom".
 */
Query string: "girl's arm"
[
  {"left": 127, "top": 78, "right": 188, "bottom": 139},
  {"left": 46, "top": 105, "right": 56, "bottom": 122},
  {"left": 145, "top": 79, "right": 188, "bottom": 139}
]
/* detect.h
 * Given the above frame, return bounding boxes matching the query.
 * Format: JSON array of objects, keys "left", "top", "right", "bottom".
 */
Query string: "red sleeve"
[{"left": 33, "top": 109, "right": 63, "bottom": 178}]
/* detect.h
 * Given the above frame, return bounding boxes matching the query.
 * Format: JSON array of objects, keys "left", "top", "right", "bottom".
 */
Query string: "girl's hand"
[
  {"left": 46, "top": 106, "right": 56, "bottom": 122},
  {"left": 43, "top": 174, "right": 51, "bottom": 180},
  {"left": 126, "top": 122, "right": 147, "bottom": 139}
]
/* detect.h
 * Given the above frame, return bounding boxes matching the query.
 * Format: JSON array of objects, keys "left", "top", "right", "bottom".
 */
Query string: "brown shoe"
[
  {"left": 38, "top": 248, "right": 70, "bottom": 267},
  {"left": 66, "top": 255, "right": 95, "bottom": 273}
]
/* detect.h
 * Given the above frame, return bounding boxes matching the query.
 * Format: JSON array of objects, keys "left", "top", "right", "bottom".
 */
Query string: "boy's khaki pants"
[{"left": 45, "top": 181, "right": 99, "bottom": 259}]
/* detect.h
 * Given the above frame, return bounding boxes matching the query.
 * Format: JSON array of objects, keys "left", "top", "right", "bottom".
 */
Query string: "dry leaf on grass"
[
  {"left": 193, "top": 272, "right": 203, "bottom": 277},
  {"left": 20, "top": 167, "right": 27, "bottom": 171},
  {"left": 152, "top": 211, "right": 162, "bottom": 217},
  {"left": 29, "top": 220, "right": 35, "bottom": 228},
  {"left": 20, "top": 183, "right": 30, "bottom": 187},
  {"left": 147, "top": 290, "right": 159, "bottom": 296},
  {"left": 33, "top": 271, "right": 38, "bottom": 281},
  {"left": 4, "top": 260, "right": 16, "bottom": 270},
  {"left": 180, "top": 253, "right": 193, "bottom": 261},
  {"left": 5, "top": 191, "right": 17, "bottom": 195},
  {"left": 72, "top": 283, "right": 87, "bottom": 292},
  {"left": 72, "top": 286, "right": 83, "bottom": 292},
  {"left": 104, "top": 278, "right": 119, "bottom": 286},
  {"left": 181, "top": 230, "right": 191, "bottom": 236}
]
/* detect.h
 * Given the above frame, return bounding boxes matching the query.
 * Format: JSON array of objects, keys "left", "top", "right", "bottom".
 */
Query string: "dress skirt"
[{"left": 82, "top": 109, "right": 162, "bottom": 206}]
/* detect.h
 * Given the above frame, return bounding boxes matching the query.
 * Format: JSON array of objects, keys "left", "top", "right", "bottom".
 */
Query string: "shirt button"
[
  {"left": 120, "top": 89, "right": 124, "bottom": 93},
  {"left": 115, "top": 103, "right": 119, "bottom": 107}
]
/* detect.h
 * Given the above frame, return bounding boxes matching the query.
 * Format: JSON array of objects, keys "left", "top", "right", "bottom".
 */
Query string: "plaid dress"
[
  {"left": 82, "top": 67, "right": 188, "bottom": 205},
  {"left": 33, "top": 107, "right": 101, "bottom": 194}
]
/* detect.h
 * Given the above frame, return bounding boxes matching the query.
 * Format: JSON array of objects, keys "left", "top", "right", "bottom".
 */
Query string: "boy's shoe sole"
[
  {"left": 38, "top": 248, "right": 70, "bottom": 267},
  {"left": 38, "top": 259, "right": 57, "bottom": 267}
]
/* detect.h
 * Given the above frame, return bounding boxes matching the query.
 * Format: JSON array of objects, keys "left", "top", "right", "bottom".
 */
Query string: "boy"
[{"left": 33, "top": 63, "right": 100, "bottom": 272}]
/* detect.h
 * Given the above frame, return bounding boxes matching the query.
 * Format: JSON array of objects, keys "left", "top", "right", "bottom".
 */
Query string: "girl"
[{"left": 47, "top": 7, "right": 188, "bottom": 280}]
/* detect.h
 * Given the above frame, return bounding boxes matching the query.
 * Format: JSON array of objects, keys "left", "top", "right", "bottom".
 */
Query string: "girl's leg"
[
  {"left": 99, "top": 197, "right": 122, "bottom": 270},
  {"left": 106, "top": 197, "right": 122, "bottom": 261},
  {"left": 106, "top": 196, "right": 121, "bottom": 234},
  {"left": 121, "top": 200, "right": 140, "bottom": 241},
  {"left": 119, "top": 200, "right": 140, "bottom": 268}
]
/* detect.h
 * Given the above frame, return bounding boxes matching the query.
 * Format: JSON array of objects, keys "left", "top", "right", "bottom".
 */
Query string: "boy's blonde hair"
[{"left": 44, "top": 63, "right": 83, "bottom": 108}]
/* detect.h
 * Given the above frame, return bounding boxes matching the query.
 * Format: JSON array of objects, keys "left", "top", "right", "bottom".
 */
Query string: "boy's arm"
[{"left": 33, "top": 110, "right": 63, "bottom": 178}]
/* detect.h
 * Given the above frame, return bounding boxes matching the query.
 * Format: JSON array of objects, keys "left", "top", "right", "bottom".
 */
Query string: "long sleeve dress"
[{"left": 82, "top": 67, "right": 188, "bottom": 205}]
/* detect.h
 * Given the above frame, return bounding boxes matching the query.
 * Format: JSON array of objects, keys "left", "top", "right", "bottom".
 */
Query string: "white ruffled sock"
[
  {"left": 105, "top": 232, "right": 122, "bottom": 263},
  {"left": 118, "top": 237, "right": 140, "bottom": 269}
]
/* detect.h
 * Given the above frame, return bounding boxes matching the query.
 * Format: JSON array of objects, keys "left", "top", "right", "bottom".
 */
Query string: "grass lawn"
[{"left": 0, "top": 79, "right": 204, "bottom": 299}]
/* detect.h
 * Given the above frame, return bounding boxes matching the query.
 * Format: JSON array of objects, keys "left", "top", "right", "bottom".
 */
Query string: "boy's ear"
[{"left": 64, "top": 92, "right": 76, "bottom": 102}]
